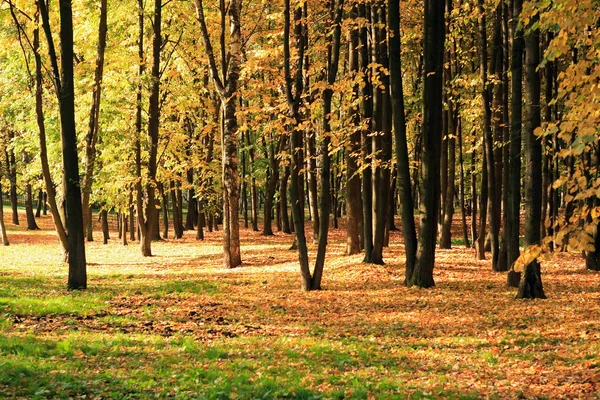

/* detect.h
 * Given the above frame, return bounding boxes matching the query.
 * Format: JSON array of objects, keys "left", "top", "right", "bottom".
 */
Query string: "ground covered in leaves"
[{"left": 0, "top": 212, "right": 599, "bottom": 399}]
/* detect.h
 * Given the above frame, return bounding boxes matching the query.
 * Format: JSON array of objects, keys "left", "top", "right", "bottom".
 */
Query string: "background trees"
[{"left": 0, "top": 0, "right": 598, "bottom": 295}]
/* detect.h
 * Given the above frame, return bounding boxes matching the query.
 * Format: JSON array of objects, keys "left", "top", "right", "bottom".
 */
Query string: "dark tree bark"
[
  {"left": 35, "top": 189, "right": 43, "bottom": 218},
  {"left": 477, "top": 0, "right": 500, "bottom": 271},
  {"left": 287, "top": 0, "right": 343, "bottom": 291},
  {"left": 121, "top": 211, "right": 128, "bottom": 246},
  {"left": 359, "top": 2, "right": 374, "bottom": 263},
  {"left": 516, "top": 14, "right": 546, "bottom": 299},
  {"left": 408, "top": 0, "right": 445, "bottom": 288},
  {"left": 389, "top": 0, "right": 417, "bottom": 277},
  {"left": 24, "top": 182, "right": 39, "bottom": 230},
  {"left": 40, "top": 0, "right": 88, "bottom": 289},
  {"left": 101, "top": 209, "right": 109, "bottom": 245},
  {"left": 136, "top": 0, "right": 162, "bottom": 257},
  {"left": 159, "top": 182, "right": 169, "bottom": 239},
  {"left": 370, "top": 2, "right": 392, "bottom": 265},
  {"left": 346, "top": 4, "right": 362, "bottom": 256},
  {"left": 171, "top": 181, "right": 183, "bottom": 239},
  {"left": 507, "top": 0, "right": 524, "bottom": 287}
]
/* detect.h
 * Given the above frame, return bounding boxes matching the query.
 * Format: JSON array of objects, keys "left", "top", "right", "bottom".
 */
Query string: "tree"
[
  {"left": 388, "top": 0, "right": 417, "bottom": 280},
  {"left": 407, "top": 0, "right": 445, "bottom": 288},
  {"left": 506, "top": 0, "right": 524, "bottom": 287},
  {"left": 81, "top": 0, "right": 108, "bottom": 241},
  {"left": 516, "top": 13, "right": 545, "bottom": 299},
  {"left": 194, "top": 0, "right": 243, "bottom": 268},
  {"left": 345, "top": 3, "right": 362, "bottom": 256},
  {"left": 136, "top": 0, "right": 162, "bottom": 257},
  {"left": 39, "top": 0, "right": 87, "bottom": 289}
]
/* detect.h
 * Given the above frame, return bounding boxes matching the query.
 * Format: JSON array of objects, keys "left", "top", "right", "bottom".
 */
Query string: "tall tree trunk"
[
  {"left": 517, "top": 14, "right": 546, "bottom": 299},
  {"left": 40, "top": 0, "right": 88, "bottom": 288},
  {"left": 409, "top": 0, "right": 445, "bottom": 288},
  {"left": 507, "top": 0, "right": 524, "bottom": 287},
  {"left": 139, "top": 0, "right": 162, "bottom": 256},
  {"left": 370, "top": 2, "right": 392, "bottom": 265},
  {"left": 346, "top": 5, "right": 362, "bottom": 256},
  {"left": 389, "top": 0, "right": 417, "bottom": 278},
  {"left": 478, "top": 0, "right": 500, "bottom": 271},
  {"left": 359, "top": 2, "right": 374, "bottom": 263}
]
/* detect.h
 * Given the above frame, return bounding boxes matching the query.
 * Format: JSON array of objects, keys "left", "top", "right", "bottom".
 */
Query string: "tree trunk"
[
  {"left": 86, "top": 205, "right": 94, "bottom": 241},
  {"left": 359, "top": 2, "right": 374, "bottom": 263},
  {"left": 160, "top": 183, "right": 169, "bottom": 239},
  {"left": 280, "top": 164, "right": 291, "bottom": 234},
  {"left": 516, "top": 14, "right": 545, "bottom": 299},
  {"left": 5, "top": 131, "right": 19, "bottom": 226},
  {"left": 25, "top": 182, "right": 40, "bottom": 230},
  {"left": 101, "top": 209, "right": 109, "bottom": 245},
  {"left": 389, "top": 0, "right": 417, "bottom": 278},
  {"left": 0, "top": 182, "right": 9, "bottom": 245},
  {"left": 370, "top": 2, "right": 391, "bottom": 265},
  {"left": 171, "top": 181, "right": 183, "bottom": 239},
  {"left": 35, "top": 189, "right": 43, "bottom": 218},
  {"left": 121, "top": 211, "right": 128, "bottom": 246},
  {"left": 346, "top": 5, "right": 362, "bottom": 256},
  {"left": 48, "top": 0, "right": 88, "bottom": 288},
  {"left": 409, "top": 0, "right": 445, "bottom": 288},
  {"left": 245, "top": 131, "right": 259, "bottom": 231},
  {"left": 507, "top": 0, "right": 524, "bottom": 287},
  {"left": 263, "top": 136, "right": 279, "bottom": 236},
  {"left": 478, "top": 0, "right": 500, "bottom": 271},
  {"left": 476, "top": 149, "right": 488, "bottom": 260},
  {"left": 455, "top": 118, "right": 470, "bottom": 248}
]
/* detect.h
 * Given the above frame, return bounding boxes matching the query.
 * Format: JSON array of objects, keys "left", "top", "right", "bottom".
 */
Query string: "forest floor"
[{"left": 0, "top": 210, "right": 599, "bottom": 399}]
